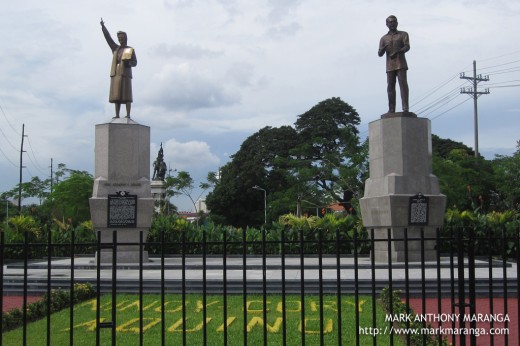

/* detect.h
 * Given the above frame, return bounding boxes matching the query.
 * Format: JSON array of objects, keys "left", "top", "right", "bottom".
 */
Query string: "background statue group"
[
  {"left": 99, "top": 15, "right": 410, "bottom": 118},
  {"left": 152, "top": 144, "right": 167, "bottom": 181}
]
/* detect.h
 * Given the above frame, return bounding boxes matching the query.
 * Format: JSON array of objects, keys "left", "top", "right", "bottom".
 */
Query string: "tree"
[
  {"left": 492, "top": 141, "right": 520, "bottom": 210},
  {"left": 207, "top": 98, "right": 366, "bottom": 227},
  {"left": 432, "top": 138, "right": 496, "bottom": 212},
  {"left": 2, "top": 176, "right": 51, "bottom": 206},
  {"left": 167, "top": 171, "right": 213, "bottom": 213},
  {"left": 291, "top": 97, "right": 364, "bottom": 211},
  {"left": 44, "top": 170, "right": 93, "bottom": 225},
  {"left": 206, "top": 126, "right": 299, "bottom": 227},
  {"left": 431, "top": 134, "right": 475, "bottom": 158}
]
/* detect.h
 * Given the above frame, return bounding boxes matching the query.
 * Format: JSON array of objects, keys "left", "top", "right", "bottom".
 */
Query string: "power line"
[
  {"left": 411, "top": 73, "right": 461, "bottom": 109},
  {"left": 0, "top": 124, "right": 19, "bottom": 152},
  {"left": 415, "top": 85, "right": 464, "bottom": 115},
  {"left": 0, "top": 141, "right": 18, "bottom": 168},
  {"left": 0, "top": 102, "right": 20, "bottom": 135},
  {"left": 479, "top": 59, "right": 520, "bottom": 72},
  {"left": 485, "top": 67, "right": 520, "bottom": 76},
  {"left": 26, "top": 137, "right": 47, "bottom": 174},
  {"left": 419, "top": 92, "right": 464, "bottom": 118},
  {"left": 478, "top": 50, "right": 520, "bottom": 63},
  {"left": 488, "top": 84, "right": 520, "bottom": 89},
  {"left": 429, "top": 98, "right": 471, "bottom": 121}
]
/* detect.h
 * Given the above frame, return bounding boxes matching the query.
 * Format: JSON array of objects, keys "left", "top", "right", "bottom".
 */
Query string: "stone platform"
[{"left": 2, "top": 256, "right": 516, "bottom": 297}]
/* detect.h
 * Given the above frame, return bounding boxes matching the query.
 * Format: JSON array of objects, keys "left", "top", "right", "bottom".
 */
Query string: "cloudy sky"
[{"left": 1, "top": 0, "right": 519, "bottom": 211}]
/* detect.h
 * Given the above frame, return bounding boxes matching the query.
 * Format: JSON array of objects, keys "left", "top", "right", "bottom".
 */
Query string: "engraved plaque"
[
  {"left": 409, "top": 193, "right": 429, "bottom": 226},
  {"left": 108, "top": 191, "right": 137, "bottom": 228}
]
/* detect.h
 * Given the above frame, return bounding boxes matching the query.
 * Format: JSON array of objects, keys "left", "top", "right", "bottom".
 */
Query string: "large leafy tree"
[
  {"left": 2, "top": 176, "right": 51, "bottom": 207},
  {"left": 492, "top": 141, "right": 520, "bottom": 210},
  {"left": 207, "top": 98, "right": 365, "bottom": 227},
  {"left": 45, "top": 170, "right": 93, "bottom": 224},
  {"left": 291, "top": 97, "right": 364, "bottom": 211},
  {"left": 206, "top": 126, "right": 299, "bottom": 227},
  {"left": 431, "top": 135, "right": 497, "bottom": 212}
]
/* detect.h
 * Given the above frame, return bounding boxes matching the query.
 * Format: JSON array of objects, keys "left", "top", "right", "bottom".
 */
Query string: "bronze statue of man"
[
  {"left": 100, "top": 19, "right": 137, "bottom": 118},
  {"left": 378, "top": 15, "right": 410, "bottom": 114}
]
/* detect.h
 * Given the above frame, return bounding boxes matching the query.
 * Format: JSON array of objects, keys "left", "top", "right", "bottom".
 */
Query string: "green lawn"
[{"left": 3, "top": 294, "right": 403, "bottom": 345}]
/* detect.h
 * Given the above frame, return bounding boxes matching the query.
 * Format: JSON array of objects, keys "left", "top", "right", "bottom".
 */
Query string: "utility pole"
[
  {"left": 18, "top": 124, "right": 27, "bottom": 211},
  {"left": 50, "top": 158, "right": 54, "bottom": 195},
  {"left": 460, "top": 60, "right": 490, "bottom": 158}
]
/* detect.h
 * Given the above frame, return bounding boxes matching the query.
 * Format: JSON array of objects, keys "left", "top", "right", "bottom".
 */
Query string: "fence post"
[
  {"left": 23, "top": 230, "right": 28, "bottom": 346},
  {"left": 299, "top": 228, "right": 306, "bottom": 345},
  {"left": 353, "top": 227, "right": 359, "bottom": 346},
  {"left": 160, "top": 229, "right": 165, "bottom": 346},
  {"left": 46, "top": 228, "right": 52, "bottom": 346},
  {"left": 111, "top": 230, "right": 117, "bottom": 346},
  {"left": 96, "top": 231, "right": 101, "bottom": 346},
  {"left": 467, "top": 227, "right": 477, "bottom": 346},
  {"left": 386, "top": 228, "right": 394, "bottom": 346},
  {"left": 281, "top": 227, "right": 287, "bottom": 345},
  {"left": 69, "top": 227, "right": 76, "bottom": 346},
  {"left": 335, "top": 228, "right": 342, "bottom": 346},
  {"left": 182, "top": 228, "right": 187, "bottom": 346},
  {"left": 139, "top": 231, "right": 144, "bottom": 346},
  {"left": 457, "top": 228, "right": 467, "bottom": 346},
  {"left": 241, "top": 227, "right": 247, "bottom": 346},
  {"left": 370, "top": 228, "right": 376, "bottom": 346},
  {"left": 404, "top": 227, "right": 410, "bottom": 345},
  {"left": 0, "top": 232, "right": 4, "bottom": 344},
  {"left": 318, "top": 228, "right": 325, "bottom": 345},
  {"left": 222, "top": 227, "right": 228, "bottom": 346},
  {"left": 501, "top": 228, "right": 510, "bottom": 346}
]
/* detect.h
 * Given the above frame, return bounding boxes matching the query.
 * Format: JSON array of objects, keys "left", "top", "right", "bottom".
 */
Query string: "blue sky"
[{"left": 1, "top": 0, "right": 519, "bottom": 211}]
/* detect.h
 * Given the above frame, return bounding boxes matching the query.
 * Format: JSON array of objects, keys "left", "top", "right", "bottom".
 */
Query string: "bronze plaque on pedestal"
[
  {"left": 409, "top": 193, "right": 429, "bottom": 226},
  {"left": 107, "top": 191, "right": 137, "bottom": 228}
]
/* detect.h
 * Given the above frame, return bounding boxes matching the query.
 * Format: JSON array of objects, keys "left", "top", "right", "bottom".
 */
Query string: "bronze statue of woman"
[{"left": 100, "top": 18, "right": 137, "bottom": 118}]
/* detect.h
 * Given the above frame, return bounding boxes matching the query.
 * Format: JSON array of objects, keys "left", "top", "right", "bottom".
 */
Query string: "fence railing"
[{"left": 1, "top": 227, "right": 519, "bottom": 345}]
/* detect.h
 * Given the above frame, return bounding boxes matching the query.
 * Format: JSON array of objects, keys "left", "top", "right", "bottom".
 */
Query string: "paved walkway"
[{"left": 3, "top": 296, "right": 42, "bottom": 313}]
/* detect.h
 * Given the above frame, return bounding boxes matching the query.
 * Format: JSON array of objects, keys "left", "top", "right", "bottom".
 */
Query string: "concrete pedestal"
[
  {"left": 360, "top": 116, "right": 446, "bottom": 262},
  {"left": 151, "top": 180, "right": 166, "bottom": 214},
  {"left": 89, "top": 117, "right": 154, "bottom": 263}
]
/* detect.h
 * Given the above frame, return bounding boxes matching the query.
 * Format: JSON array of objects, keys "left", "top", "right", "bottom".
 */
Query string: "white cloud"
[
  {"left": 142, "top": 63, "right": 241, "bottom": 111},
  {"left": 153, "top": 138, "right": 220, "bottom": 171},
  {"left": 153, "top": 43, "right": 223, "bottom": 59}
]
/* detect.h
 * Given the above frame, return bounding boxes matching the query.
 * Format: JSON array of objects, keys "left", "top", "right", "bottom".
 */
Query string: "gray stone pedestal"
[
  {"left": 89, "top": 118, "right": 154, "bottom": 263},
  {"left": 151, "top": 180, "right": 166, "bottom": 214},
  {"left": 360, "top": 116, "right": 446, "bottom": 262}
]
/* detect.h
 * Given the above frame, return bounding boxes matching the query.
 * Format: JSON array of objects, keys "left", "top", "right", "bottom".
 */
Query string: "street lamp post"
[
  {"left": 4, "top": 197, "right": 8, "bottom": 231},
  {"left": 252, "top": 185, "right": 266, "bottom": 225}
]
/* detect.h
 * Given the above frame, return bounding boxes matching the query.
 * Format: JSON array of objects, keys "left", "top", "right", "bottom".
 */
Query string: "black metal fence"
[{"left": 1, "top": 227, "right": 519, "bottom": 345}]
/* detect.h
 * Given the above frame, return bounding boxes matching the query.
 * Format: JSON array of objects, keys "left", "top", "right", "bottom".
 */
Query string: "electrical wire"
[
  {"left": 0, "top": 125, "right": 19, "bottom": 152},
  {"left": 26, "top": 137, "right": 47, "bottom": 174},
  {"left": 0, "top": 102, "right": 20, "bottom": 136},
  {"left": 415, "top": 85, "right": 465, "bottom": 115},
  {"left": 429, "top": 98, "right": 471, "bottom": 121},
  {"left": 488, "top": 85, "right": 520, "bottom": 89},
  {"left": 0, "top": 142, "right": 18, "bottom": 168},
  {"left": 421, "top": 93, "right": 465, "bottom": 119},
  {"left": 411, "top": 73, "right": 461, "bottom": 109}
]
